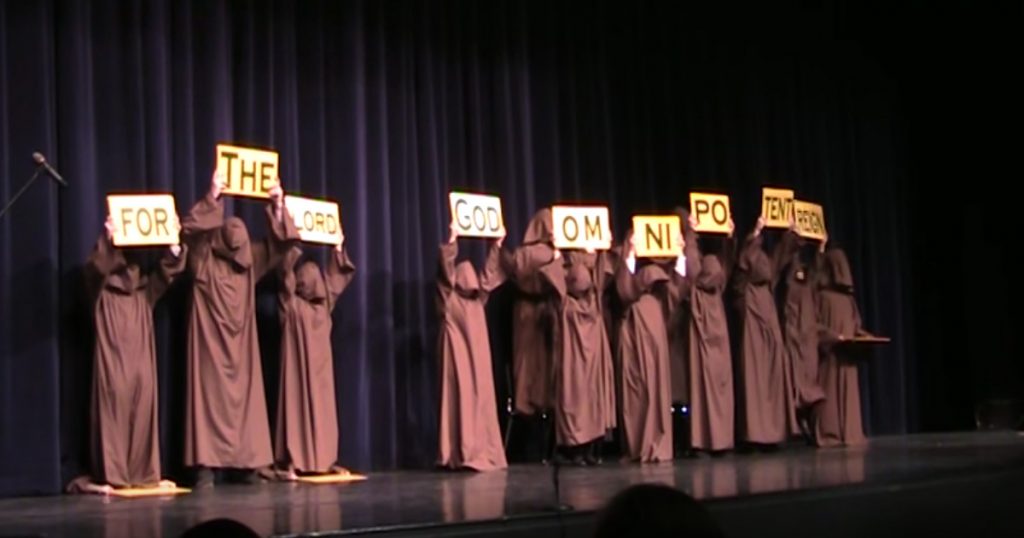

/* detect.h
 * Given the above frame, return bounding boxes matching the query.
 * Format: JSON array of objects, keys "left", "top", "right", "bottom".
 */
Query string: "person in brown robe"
[
  {"left": 436, "top": 222, "right": 509, "bottom": 471},
  {"left": 687, "top": 216, "right": 736, "bottom": 453},
  {"left": 615, "top": 231, "right": 689, "bottom": 463},
  {"left": 774, "top": 225, "right": 826, "bottom": 438},
  {"left": 814, "top": 238, "right": 870, "bottom": 447},
  {"left": 75, "top": 216, "right": 187, "bottom": 490},
  {"left": 506, "top": 209, "right": 558, "bottom": 416},
  {"left": 274, "top": 232, "right": 356, "bottom": 478},
  {"left": 733, "top": 217, "right": 799, "bottom": 446},
  {"left": 539, "top": 250, "right": 616, "bottom": 465},
  {"left": 181, "top": 173, "right": 299, "bottom": 487}
]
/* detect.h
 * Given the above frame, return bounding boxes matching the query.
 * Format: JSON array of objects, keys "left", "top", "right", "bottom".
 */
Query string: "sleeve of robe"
[
  {"left": 436, "top": 241, "right": 458, "bottom": 314},
  {"left": 278, "top": 247, "right": 302, "bottom": 313},
  {"left": 731, "top": 232, "right": 760, "bottom": 311},
  {"left": 538, "top": 259, "right": 568, "bottom": 303},
  {"left": 84, "top": 234, "right": 128, "bottom": 300},
  {"left": 666, "top": 262, "right": 692, "bottom": 307},
  {"left": 479, "top": 242, "right": 509, "bottom": 304},
  {"left": 181, "top": 193, "right": 225, "bottom": 247},
  {"left": 252, "top": 205, "right": 301, "bottom": 281},
  {"left": 326, "top": 247, "right": 357, "bottom": 313},
  {"left": 503, "top": 243, "right": 555, "bottom": 283},
  {"left": 615, "top": 256, "right": 643, "bottom": 306},
  {"left": 772, "top": 230, "right": 801, "bottom": 288},
  {"left": 145, "top": 245, "right": 189, "bottom": 306}
]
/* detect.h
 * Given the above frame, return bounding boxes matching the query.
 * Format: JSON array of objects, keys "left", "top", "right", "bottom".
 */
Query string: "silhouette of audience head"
[
  {"left": 181, "top": 518, "right": 260, "bottom": 538},
  {"left": 594, "top": 483, "right": 724, "bottom": 538}
]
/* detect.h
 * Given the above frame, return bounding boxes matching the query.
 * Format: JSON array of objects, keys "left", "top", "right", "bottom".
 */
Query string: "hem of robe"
[
  {"left": 184, "top": 457, "right": 274, "bottom": 469},
  {"left": 66, "top": 475, "right": 173, "bottom": 494},
  {"left": 437, "top": 459, "right": 508, "bottom": 472},
  {"left": 556, "top": 432, "right": 605, "bottom": 448}
]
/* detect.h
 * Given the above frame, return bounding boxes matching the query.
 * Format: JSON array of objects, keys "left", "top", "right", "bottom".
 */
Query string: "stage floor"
[{"left": 1, "top": 431, "right": 1023, "bottom": 537}]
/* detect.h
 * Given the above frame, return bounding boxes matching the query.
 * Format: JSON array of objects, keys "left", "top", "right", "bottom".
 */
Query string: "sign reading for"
[
  {"left": 793, "top": 200, "right": 826, "bottom": 240},
  {"left": 631, "top": 215, "right": 681, "bottom": 258},
  {"left": 690, "top": 192, "right": 732, "bottom": 234},
  {"left": 216, "top": 144, "right": 279, "bottom": 199},
  {"left": 449, "top": 191, "right": 504, "bottom": 238},
  {"left": 761, "top": 187, "right": 795, "bottom": 228},
  {"left": 106, "top": 194, "right": 179, "bottom": 247},
  {"left": 552, "top": 205, "right": 611, "bottom": 250},
  {"left": 284, "top": 195, "right": 343, "bottom": 246}
]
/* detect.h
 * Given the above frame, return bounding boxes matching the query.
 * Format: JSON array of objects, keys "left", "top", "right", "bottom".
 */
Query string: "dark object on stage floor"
[
  {"left": 593, "top": 484, "right": 724, "bottom": 538},
  {"left": 975, "top": 399, "right": 1023, "bottom": 430},
  {"left": 0, "top": 151, "right": 67, "bottom": 220},
  {"left": 181, "top": 518, "right": 259, "bottom": 538}
]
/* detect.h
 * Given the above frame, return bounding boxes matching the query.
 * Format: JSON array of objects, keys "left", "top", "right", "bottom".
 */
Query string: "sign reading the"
[
  {"left": 631, "top": 215, "right": 681, "bottom": 258},
  {"left": 106, "top": 194, "right": 179, "bottom": 247},
  {"left": 284, "top": 195, "right": 343, "bottom": 246},
  {"left": 448, "top": 192, "right": 504, "bottom": 238},
  {"left": 689, "top": 192, "right": 732, "bottom": 234},
  {"left": 761, "top": 187, "right": 795, "bottom": 228},
  {"left": 216, "top": 144, "right": 279, "bottom": 199},
  {"left": 552, "top": 205, "right": 611, "bottom": 250},
  {"left": 793, "top": 200, "right": 826, "bottom": 240}
]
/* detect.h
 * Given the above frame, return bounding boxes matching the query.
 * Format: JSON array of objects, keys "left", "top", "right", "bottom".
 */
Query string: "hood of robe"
[
  {"left": 212, "top": 217, "right": 253, "bottom": 270},
  {"left": 295, "top": 260, "right": 327, "bottom": 303},
  {"left": 454, "top": 260, "right": 481, "bottom": 298},
  {"left": 825, "top": 249, "right": 854, "bottom": 291},
  {"left": 566, "top": 264, "right": 593, "bottom": 298},
  {"left": 696, "top": 254, "right": 726, "bottom": 291},
  {"left": 522, "top": 208, "right": 554, "bottom": 245},
  {"left": 637, "top": 263, "right": 669, "bottom": 292}
]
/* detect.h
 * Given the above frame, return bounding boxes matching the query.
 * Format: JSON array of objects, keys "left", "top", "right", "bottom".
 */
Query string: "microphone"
[{"left": 32, "top": 152, "right": 68, "bottom": 187}]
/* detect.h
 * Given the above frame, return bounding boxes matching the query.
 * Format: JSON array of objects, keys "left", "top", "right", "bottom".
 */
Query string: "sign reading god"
[
  {"left": 216, "top": 144, "right": 279, "bottom": 199},
  {"left": 106, "top": 194, "right": 179, "bottom": 247},
  {"left": 448, "top": 191, "right": 504, "bottom": 238},
  {"left": 793, "top": 200, "right": 826, "bottom": 240},
  {"left": 761, "top": 187, "right": 795, "bottom": 228},
  {"left": 552, "top": 205, "right": 611, "bottom": 250},
  {"left": 284, "top": 195, "right": 343, "bottom": 246},
  {"left": 631, "top": 215, "right": 681, "bottom": 258},
  {"left": 690, "top": 192, "right": 732, "bottom": 234}
]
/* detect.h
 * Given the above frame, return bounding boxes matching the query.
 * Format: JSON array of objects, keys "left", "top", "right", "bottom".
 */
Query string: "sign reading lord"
[
  {"left": 449, "top": 191, "right": 504, "bottom": 238},
  {"left": 106, "top": 194, "right": 179, "bottom": 247},
  {"left": 761, "top": 187, "right": 795, "bottom": 228},
  {"left": 552, "top": 205, "right": 611, "bottom": 250},
  {"left": 690, "top": 192, "right": 732, "bottom": 234},
  {"left": 793, "top": 200, "right": 826, "bottom": 240},
  {"left": 631, "top": 215, "right": 681, "bottom": 258},
  {"left": 284, "top": 195, "right": 343, "bottom": 245},
  {"left": 216, "top": 144, "right": 279, "bottom": 199}
]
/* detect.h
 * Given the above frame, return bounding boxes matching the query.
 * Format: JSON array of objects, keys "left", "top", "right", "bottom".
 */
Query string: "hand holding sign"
[
  {"left": 105, "top": 215, "right": 117, "bottom": 241},
  {"left": 211, "top": 170, "right": 227, "bottom": 199},
  {"left": 754, "top": 216, "right": 766, "bottom": 237},
  {"left": 496, "top": 225, "right": 507, "bottom": 248}
]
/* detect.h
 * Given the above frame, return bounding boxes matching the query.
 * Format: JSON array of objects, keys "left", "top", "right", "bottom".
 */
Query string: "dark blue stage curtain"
[{"left": 1, "top": 0, "right": 927, "bottom": 496}]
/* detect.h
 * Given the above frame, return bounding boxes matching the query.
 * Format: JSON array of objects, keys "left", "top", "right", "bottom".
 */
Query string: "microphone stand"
[{"left": 0, "top": 166, "right": 45, "bottom": 221}]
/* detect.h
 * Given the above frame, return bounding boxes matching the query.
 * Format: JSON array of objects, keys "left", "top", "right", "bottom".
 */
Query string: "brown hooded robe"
[
  {"left": 540, "top": 253, "right": 616, "bottom": 447},
  {"left": 733, "top": 233, "right": 798, "bottom": 444},
  {"left": 181, "top": 193, "right": 299, "bottom": 469},
  {"left": 85, "top": 235, "right": 187, "bottom": 487},
  {"left": 615, "top": 259, "right": 688, "bottom": 462},
  {"left": 506, "top": 209, "right": 558, "bottom": 414},
  {"left": 275, "top": 247, "right": 356, "bottom": 473},
  {"left": 436, "top": 240, "right": 509, "bottom": 471},
  {"left": 688, "top": 237, "right": 735, "bottom": 452},
  {"left": 814, "top": 249, "right": 867, "bottom": 447},
  {"left": 776, "top": 231, "right": 826, "bottom": 410}
]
